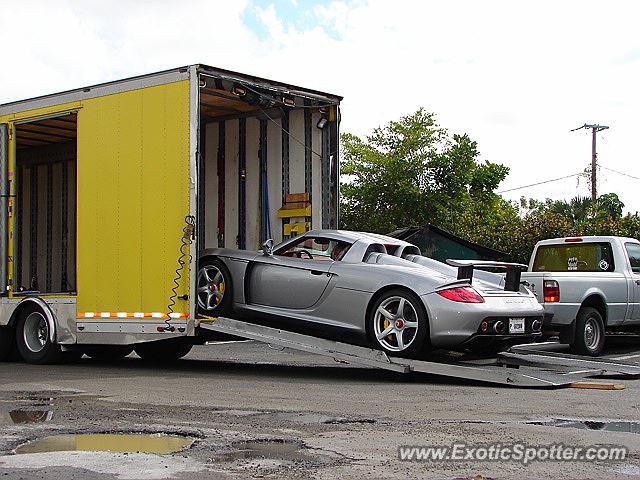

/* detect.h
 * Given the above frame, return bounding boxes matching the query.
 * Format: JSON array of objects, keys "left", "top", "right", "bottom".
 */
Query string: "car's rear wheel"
[
  {"left": 368, "top": 289, "right": 429, "bottom": 358},
  {"left": 197, "top": 259, "right": 232, "bottom": 316},
  {"left": 571, "top": 307, "right": 605, "bottom": 356},
  {"left": 15, "top": 306, "right": 61, "bottom": 364}
]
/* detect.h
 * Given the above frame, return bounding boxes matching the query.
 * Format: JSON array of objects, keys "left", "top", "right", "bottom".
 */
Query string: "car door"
[
  {"left": 625, "top": 242, "right": 640, "bottom": 322},
  {"left": 247, "top": 241, "right": 334, "bottom": 310}
]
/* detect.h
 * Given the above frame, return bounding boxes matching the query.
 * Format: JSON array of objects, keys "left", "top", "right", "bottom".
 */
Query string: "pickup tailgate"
[{"left": 520, "top": 271, "right": 551, "bottom": 304}]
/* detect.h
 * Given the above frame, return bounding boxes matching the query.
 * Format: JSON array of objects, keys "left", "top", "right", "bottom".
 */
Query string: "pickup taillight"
[{"left": 543, "top": 280, "right": 560, "bottom": 302}]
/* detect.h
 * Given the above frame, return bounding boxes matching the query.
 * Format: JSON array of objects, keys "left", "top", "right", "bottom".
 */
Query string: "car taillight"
[
  {"left": 437, "top": 286, "right": 485, "bottom": 303},
  {"left": 543, "top": 280, "right": 560, "bottom": 302}
]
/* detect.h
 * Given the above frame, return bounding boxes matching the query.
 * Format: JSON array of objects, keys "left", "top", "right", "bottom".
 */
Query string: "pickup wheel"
[{"left": 571, "top": 307, "right": 605, "bottom": 356}]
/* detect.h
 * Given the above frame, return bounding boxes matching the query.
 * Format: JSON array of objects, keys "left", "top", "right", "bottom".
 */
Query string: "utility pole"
[{"left": 571, "top": 123, "right": 609, "bottom": 202}]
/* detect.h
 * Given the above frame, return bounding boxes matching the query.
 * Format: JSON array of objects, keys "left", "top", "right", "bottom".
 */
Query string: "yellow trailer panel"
[{"left": 0, "top": 80, "right": 191, "bottom": 316}]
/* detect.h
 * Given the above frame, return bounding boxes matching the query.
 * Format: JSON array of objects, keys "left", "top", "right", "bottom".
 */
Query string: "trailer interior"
[
  {"left": 197, "top": 69, "right": 340, "bottom": 253},
  {"left": 13, "top": 113, "right": 77, "bottom": 295}
]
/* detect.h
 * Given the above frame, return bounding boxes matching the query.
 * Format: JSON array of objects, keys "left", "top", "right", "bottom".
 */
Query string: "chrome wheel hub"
[
  {"left": 197, "top": 265, "right": 225, "bottom": 311},
  {"left": 584, "top": 317, "right": 601, "bottom": 350},
  {"left": 373, "top": 296, "right": 419, "bottom": 352},
  {"left": 23, "top": 312, "right": 48, "bottom": 353}
]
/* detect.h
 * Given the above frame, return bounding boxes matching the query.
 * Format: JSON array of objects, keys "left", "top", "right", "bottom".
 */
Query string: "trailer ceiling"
[
  {"left": 200, "top": 87, "right": 261, "bottom": 121},
  {"left": 15, "top": 114, "right": 77, "bottom": 148}
]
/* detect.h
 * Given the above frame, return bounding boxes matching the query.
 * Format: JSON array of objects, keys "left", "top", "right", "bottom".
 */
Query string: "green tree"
[{"left": 340, "top": 109, "right": 509, "bottom": 233}]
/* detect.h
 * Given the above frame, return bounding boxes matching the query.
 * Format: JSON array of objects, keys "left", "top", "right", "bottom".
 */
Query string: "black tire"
[
  {"left": 367, "top": 289, "right": 429, "bottom": 358},
  {"left": 83, "top": 345, "right": 134, "bottom": 362},
  {"left": 134, "top": 338, "right": 193, "bottom": 363},
  {"left": 570, "top": 307, "right": 605, "bottom": 356},
  {"left": 0, "top": 326, "right": 15, "bottom": 362},
  {"left": 15, "top": 305, "right": 61, "bottom": 364},
  {"left": 196, "top": 258, "right": 232, "bottom": 316},
  {"left": 61, "top": 350, "right": 84, "bottom": 363}
]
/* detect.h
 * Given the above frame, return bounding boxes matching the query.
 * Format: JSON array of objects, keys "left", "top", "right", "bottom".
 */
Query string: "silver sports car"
[{"left": 197, "top": 230, "right": 543, "bottom": 357}]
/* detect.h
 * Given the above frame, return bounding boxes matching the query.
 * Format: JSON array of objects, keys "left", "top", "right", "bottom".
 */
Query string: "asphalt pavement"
[{"left": 0, "top": 338, "right": 640, "bottom": 479}]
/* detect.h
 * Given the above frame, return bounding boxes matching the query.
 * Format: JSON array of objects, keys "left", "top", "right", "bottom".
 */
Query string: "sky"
[{"left": 1, "top": 0, "right": 639, "bottom": 212}]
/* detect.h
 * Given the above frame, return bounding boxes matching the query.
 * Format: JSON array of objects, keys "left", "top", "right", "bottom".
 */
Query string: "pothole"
[
  {"left": 213, "top": 439, "right": 308, "bottom": 463},
  {"left": 15, "top": 433, "right": 195, "bottom": 455},
  {"left": 529, "top": 418, "right": 640, "bottom": 434},
  {"left": 0, "top": 410, "right": 53, "bottom": 425},
  {"left": 267, "top": 412, "right": 376, "bottom": 425}
]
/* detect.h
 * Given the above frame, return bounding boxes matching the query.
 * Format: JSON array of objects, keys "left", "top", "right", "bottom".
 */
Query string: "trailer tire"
[
  {"left": 0, "top": 326, "right": 16, "bottom": 362},
  {"left": 83, "top": 345, "right": 134, "bottom": 362},
  {"left": 570, "top": 307, "right": 605, "bottom": 356},
  {"left": 134, "top": 338, "right": 193, "bottom": 363},
  {"left": 197, "top": 258, "right": 232, "bottom": 316},
  {"left": 15, "top": 305, "right": 61, "bottom": 364}
]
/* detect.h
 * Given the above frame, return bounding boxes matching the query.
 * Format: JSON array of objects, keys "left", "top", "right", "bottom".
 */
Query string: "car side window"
[
  {"left": 275, "top": 237, "right": 351, "bottom": 261},
  {"left": 625, "top": 243, "right": 640, "bottom": 274}
]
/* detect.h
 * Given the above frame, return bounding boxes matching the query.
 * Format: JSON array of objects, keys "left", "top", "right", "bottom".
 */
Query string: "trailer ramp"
[
  {"left": 499, "top": 346, "right": 640, "bottom": 378},
  {"left": 199, "top": 317, "right": 602, "bottom": 388}
]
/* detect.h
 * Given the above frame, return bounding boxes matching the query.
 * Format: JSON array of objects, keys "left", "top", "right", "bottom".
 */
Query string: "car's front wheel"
[
  {"left": 368, "top": 289, "right": 429, "bottom": 358},
  {"left": 197, "top": 259, "right": 232, "bottom": 316}
]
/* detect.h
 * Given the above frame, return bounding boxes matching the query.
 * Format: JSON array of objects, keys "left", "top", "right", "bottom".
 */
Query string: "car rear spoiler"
[{"left": 445, "top": 259, "right": 528, "bottom": 292}]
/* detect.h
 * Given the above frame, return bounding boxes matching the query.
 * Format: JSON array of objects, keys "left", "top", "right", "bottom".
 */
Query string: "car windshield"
[
  {"left": 532, "top": 242, "right": 615, "bottom": 272},
  {"left": 275, "top": 237, "right": 351, "bottom": 261}
]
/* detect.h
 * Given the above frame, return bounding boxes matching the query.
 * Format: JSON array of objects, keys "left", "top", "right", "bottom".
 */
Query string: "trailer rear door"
[{"left": 76, "top": 80, "right": 192, "bottom": 319}]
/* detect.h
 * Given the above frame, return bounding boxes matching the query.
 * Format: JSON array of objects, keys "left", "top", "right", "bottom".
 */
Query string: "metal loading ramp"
[
  {"left": 199, "top": 317, "right": 611, "bottom": 388},
  {"left": 498, "top": 345, "right": 640, "bottom": 377}
]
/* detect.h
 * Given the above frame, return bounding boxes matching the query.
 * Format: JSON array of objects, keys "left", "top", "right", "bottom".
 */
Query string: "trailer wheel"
[
  {"left": 570, "top": 307, "right": 605, "bottom": 356},
  {"left": 15, "top": 305, "right": 61, "bottom": 364},
  {"left": 83, "top": 345, "right": 134, "bottom": 362},
  {"left": 134, "top": 338, "right": 193, "bottom": 363},
  {"left": 197, "top": 259, "right": 232, "bottom": 316},
  {"left": 368, "top": 289, "right": 429, "bottom": 359},
  {"left": 0, "top": 326, "right": 16, "bottom": 362}
]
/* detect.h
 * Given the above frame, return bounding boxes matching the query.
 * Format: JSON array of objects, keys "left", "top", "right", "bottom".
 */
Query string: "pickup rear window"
[
  {"left": 626, "top": 243, "right": 640, "bottom": 273},
  {"left": 532, "top": 242, "right": 615, "bottom": 272}
]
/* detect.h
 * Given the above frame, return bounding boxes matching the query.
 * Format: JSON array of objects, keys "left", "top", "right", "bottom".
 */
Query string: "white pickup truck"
[{"left": 521, "top": 236, "right": 640, "bottom": 356}]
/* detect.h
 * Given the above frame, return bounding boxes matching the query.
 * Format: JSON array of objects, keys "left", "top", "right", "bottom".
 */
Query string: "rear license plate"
[{"left": 509, "top": 318, "right": 525, "bottom": 334}]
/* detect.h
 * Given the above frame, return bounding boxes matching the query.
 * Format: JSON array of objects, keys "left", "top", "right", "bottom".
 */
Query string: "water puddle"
[
  {"left": 15, "top": 433, "right": 194, "bottom": 455},
  {"left": 214, "top": 439, "right": 308, "bottom": 463},
  {"left": 0, "top": 410, "right": 53, "bottom": 425},
  {"left": 530, "top": 418, "right": 640, "bottom": 434}
]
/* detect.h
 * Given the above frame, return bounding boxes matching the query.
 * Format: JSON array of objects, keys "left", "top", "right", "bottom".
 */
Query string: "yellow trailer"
[{"left": 0, "top": 65, "right": 341, "bottom": 363}]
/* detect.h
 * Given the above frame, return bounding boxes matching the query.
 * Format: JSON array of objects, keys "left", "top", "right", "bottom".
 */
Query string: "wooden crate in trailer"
[{"left": 0, "top": 65, "right": 342, "bottom": 363}]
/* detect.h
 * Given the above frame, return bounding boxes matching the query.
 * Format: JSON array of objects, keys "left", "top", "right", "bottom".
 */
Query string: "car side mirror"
[{"left": 262, "top": 239, "right": 274, "bottom": 256}]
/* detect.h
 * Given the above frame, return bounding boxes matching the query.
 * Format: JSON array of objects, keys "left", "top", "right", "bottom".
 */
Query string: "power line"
[
  {"left": 497, "top": 172, "right": 583, "bottom": 194},
  {"left": 601, "top": 165, "right": 640, "bottom": 181}
]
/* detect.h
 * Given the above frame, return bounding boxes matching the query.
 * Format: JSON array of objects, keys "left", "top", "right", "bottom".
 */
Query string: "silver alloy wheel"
[
  {"left": 584, "top": 317, "right": 601, "bottom": 351},
  {"left": 197, "top": 265, "right": 225, "bottom": 311},
  {"left": 373, "top": 296, "right": 420, "bottom": 352},
  {"left": 23, "top": 312, "right": 49, "bottom": 353}
]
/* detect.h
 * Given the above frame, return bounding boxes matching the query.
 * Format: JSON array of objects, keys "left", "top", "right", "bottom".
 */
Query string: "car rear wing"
[{"left": 445, "top": 259, "right": 528, "bottom": 292}]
